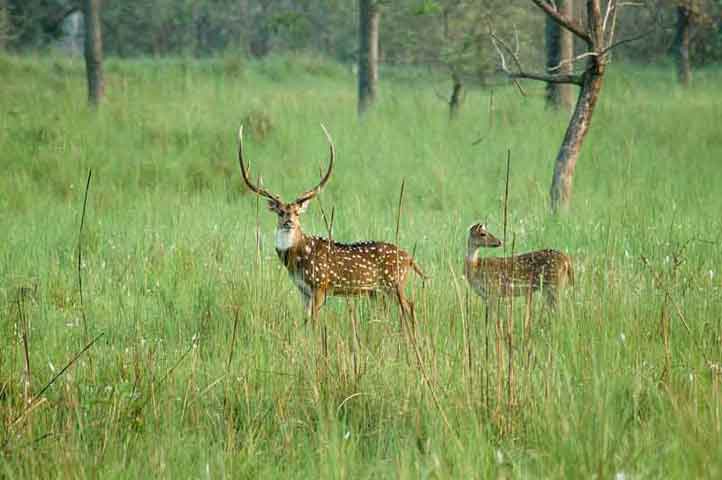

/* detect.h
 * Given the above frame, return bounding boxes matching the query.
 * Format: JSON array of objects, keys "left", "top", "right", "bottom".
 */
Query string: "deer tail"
[
  {"left": 565, "top": 257, "right": 575, "bottom": 287},
  {"left": 411, "top": 259, "right": 429, "bottom": 281}
]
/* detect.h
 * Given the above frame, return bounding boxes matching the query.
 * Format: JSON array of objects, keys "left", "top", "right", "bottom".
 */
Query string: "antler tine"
[
  {"left": 294, "top": 123, "right": 335, "bottom": 204},
  {"left": 237, "top": 125, "right": 280, "bottom": 202}
]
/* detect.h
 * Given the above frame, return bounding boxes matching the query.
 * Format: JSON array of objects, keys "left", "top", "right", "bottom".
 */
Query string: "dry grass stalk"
[
  {"left": 77, "top": 169, "right": 92, "bottom": 345},
  {"left": 227, "top": 307, "right": 240, "bottom": 372},
  {"left": 18, "top": 295, "right": 31, "bottom": 407}
]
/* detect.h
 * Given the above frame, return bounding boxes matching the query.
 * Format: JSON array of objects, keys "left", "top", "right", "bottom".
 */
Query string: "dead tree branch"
[
  {"left": 491, "top": 31, "right": 584, "bottom": 85},
  {"left": 493, "top": 1, "right": 653, "bottom": 86},
  {"left": 530, "top": 0, "right": 593, "bottom": 43}
]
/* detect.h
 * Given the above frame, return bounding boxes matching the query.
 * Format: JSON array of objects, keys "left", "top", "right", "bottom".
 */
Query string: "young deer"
[
  {"left": 464, "top": 223, "right": 574, "bottom": 308},
  {"left": 236, "top": 124, "right": 425, "bottom": 322}
]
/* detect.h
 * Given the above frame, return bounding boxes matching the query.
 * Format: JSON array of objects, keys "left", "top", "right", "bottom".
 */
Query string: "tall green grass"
[{"left": 1, "top": 52, "right": 720, "bottom": 478}]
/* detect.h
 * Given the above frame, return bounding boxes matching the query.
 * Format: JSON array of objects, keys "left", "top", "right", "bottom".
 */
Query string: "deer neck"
[
  {"left": 275, "top": 226, "right": 304, "bottom": 252},
  {"left": 465, "top": 243, "right": 481, "bottom": 266},
  {"left": 275, "top": 227, "right": 308, "bottom": 271}
]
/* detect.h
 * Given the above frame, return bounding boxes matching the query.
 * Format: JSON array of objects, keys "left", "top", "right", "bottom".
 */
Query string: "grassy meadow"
[{"left": 1, "top": 52, "right": 721, "bottom": 478}]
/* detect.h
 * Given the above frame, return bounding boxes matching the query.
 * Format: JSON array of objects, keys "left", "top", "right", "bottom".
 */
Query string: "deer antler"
[
  {"left": 294, "top": 123, "right": 335, "bottom": 204},
  {"left": 237, "top": 125, "right": 281, "bottom": 202}
]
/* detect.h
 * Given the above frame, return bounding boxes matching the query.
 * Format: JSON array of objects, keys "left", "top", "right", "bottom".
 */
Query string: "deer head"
[
  {"left": 237, "top": 124, "right": 335, "bottom": 251},
  {"left": 468, "top": 223, "right": 503, "bottom": 251}
]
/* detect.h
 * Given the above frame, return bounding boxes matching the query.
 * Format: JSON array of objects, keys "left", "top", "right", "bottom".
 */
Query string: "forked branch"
[
  {"left": 490, "top": 31, "right": 584, "bottom": 86},
  {"left": 601, "top": 27, "right": 657, "bottom": 55},
  {"left": 492, "top": 1, "right": 653, "bottom": 88}
]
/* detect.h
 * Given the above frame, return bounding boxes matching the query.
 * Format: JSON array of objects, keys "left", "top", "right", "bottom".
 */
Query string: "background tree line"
[
  {"left": 1, "top": 0, "right": 721, "bottom": 211},
  {"left": 2, "top": 0, "right": 721, "bottom": 67}
]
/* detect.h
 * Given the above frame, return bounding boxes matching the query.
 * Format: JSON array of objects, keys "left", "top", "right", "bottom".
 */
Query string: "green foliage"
[
  {"left": 603, "top": 0, "right": 722, "bottom": 65},
  {"left": 5, "top": 1, "right": 722, "bottom": 67},
  {"left": 382, "top": 0, "right": 544, "bottom": 87},
  {"left": 1, "top": 53, "right": 721, "bottom": 477},
  {"left": 413, "top": 0, "right": 443, "bottom": 15}
]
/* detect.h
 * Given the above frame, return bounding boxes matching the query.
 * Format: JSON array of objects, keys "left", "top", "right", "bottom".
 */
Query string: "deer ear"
[
  {"left": 267, "top": 199, "right": 283, "bottom": 214},
  {"left": 296, "top": 199, "right": 311, "bottom": 213}
]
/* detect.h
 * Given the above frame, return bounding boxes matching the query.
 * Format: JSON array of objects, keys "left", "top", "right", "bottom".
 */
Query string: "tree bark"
[
  {"left": 545, "top": 0, "right": 575, "bottom": 110},
  {"left": 358, "top": 0, "right": 380, "bottom": 116},
  {"left": 672, "top": 5, "right": 692, "bottom": 87},
  {"left": 549, "top": 59, "right": 605, "bottom": 212},
  {"left": 83, "top": 0, "right": 104, "bottom": 107},
  {"left": 449, "top": 72, "right": 464, "bottom": 119}
]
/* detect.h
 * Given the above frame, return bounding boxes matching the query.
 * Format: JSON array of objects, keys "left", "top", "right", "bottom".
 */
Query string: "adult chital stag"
[
  {"left": 236, "top": 124, "right": 425, "bottom": 322},
  {"left": 464, "top": 223, "right": 574, "bottom": 308}
]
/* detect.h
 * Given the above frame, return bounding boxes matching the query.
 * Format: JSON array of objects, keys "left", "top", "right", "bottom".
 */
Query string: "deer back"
[
  {"left": 466, "top": 249, "right": 573, "bottom": 298},
  {"left": 279, "top": 236, "right": 415, "bottom": 296}
]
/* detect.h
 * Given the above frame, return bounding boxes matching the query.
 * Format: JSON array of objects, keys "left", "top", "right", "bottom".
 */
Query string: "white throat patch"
[{"left": 275, "top": 229, "right": 296, "bottom": 251}]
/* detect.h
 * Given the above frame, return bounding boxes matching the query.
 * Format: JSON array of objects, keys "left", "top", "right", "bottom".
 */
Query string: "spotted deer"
[
  {"left": 236, "top": 124, "right": 426, "bottom": 322},
  {"left": 464, "top": 223, "right": 574, "bottom": 308}
]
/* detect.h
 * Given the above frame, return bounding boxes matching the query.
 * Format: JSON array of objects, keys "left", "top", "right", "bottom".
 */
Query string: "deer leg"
[
  {"left": 301, "top": 293, "right": 313, "bottom": 326},
  {"left": 308, "top": 289, "right": 328, "bottom": 356},
  {"left": 373, "top": 291, "right": 390, "bottom": 318},
  {"left": 543, "top": 286, "right": 559, "bottom": 311},
  {"left": 348, "top": 300, "right": 362, "bottom": 377},
  {"left": 311, "top": 288, "right": 326, "bottom": 324},
  {"left": 394, "top": 285, "right": 416, "bottom": 329},
  {"left": 484, "top": 296, "right": 498, "bottom": 327}
]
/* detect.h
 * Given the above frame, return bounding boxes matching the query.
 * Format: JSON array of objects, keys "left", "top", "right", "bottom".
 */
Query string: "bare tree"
[
  {"left": 399, "top": 0, "right": 532, "bottom": 120},
  {"left": 493, "top": 1, "right": 644, "bottom": 213},
  {"left": 545, "top": 0, "right": 575, "bottom": 109},
  {"left": 83, "top": 0, "right": 104, "bottom": 106},
  {"left": 358, "top": 0, "right": 380, "bottom": 115}
]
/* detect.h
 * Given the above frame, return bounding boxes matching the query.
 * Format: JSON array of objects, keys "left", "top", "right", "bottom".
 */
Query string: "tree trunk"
[
  {"left": 249, "top": 24, "right": 271, "bottom": 57},
  {"left": 0, "top": 0, "right": 8, "bottom": 50},
  {"left": 358, "top": 0, "right": 380, "bottom": 116},
  {"left": 672, "top": 5, "right": 692, "bottom": 87},
  {"left": 449, "top": 72, "right": 464, "bottom": 119},
  {"left": 549, "top": 60, "right": 605, "bottom": 212},
  {"left": 83, "top": 0, "right": 104, "bottom": 107},
  {"left": 545, "top": 0, "right": 575, "bottom": 110}
]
